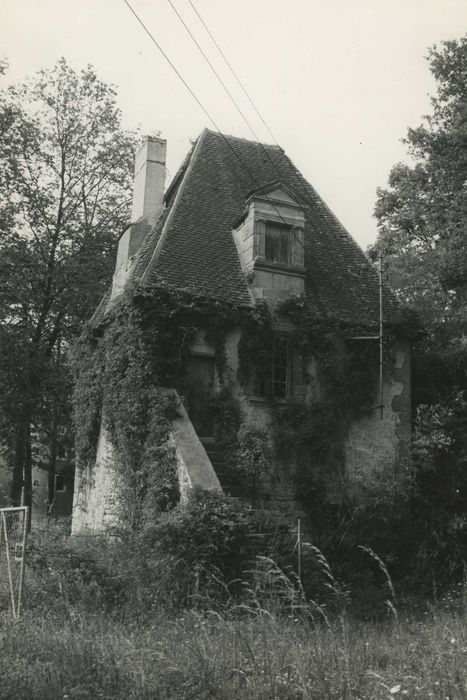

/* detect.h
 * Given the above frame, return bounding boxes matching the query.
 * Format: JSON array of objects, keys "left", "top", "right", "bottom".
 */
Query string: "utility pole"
[
  {"left": 350, "top": 250, "right": 385, "bottom": 420},
  {"left": 378, "top": 251, "right": 384, "bottom": 421}
]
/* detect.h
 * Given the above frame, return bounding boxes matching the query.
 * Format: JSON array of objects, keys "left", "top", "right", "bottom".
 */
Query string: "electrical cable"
[
  {"left": 177, "top": 0, "right": 351, "bottom": 254},
  {"left": 186, "top": 0, "right": 279, "bottom": 146},
  {"left": 169, "top": 0, "right": 303, "bottom": 196},
  {"left": 167, "top": 0, "right": 263, "bottom": 145},
  {"left": 122, "top": 0, "right": 222, "bottom": 133},
  {"left": 165, "top": 0, "right": 310, "bottom": 245},
  {"left": 123, "top": 0, "right": 301, "bottom": 232},
  {"left": 182, "top": 0, "right": 336, "bottom": 218},
  {"left": 124, "top": 0, "right": 365, "bottom": 260}
]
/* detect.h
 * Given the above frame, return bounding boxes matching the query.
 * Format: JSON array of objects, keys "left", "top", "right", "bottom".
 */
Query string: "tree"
[
  {"left": 373, "top": 36, "right": 467, "bottom": 554},
  {"left": 0, "top": 59, "right": 137, "bottom": 519},
  {"left": 374, "top": 36, "right": 467, "bottom": 402}
]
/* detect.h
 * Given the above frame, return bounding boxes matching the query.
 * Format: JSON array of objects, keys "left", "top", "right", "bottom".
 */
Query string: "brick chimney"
[
  {"left": 131, "top": 136, "right": 167, "bottom": 225},
  {"left": 111, "top": 135, "right": 167, "bottom": 300}
]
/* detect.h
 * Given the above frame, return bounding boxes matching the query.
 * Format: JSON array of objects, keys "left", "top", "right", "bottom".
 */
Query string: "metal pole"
[
  {"left": 17, "top": 507, "right": 28, "bottom": 619},
  {"left": 378, "top": 251, "right": 384, "bottom": 420},
  {"left": 297, "top": 518, "right": 302, "bottom": 587},
  {"left": 2, "top": 512, "right": 17, "bottom": 620}
]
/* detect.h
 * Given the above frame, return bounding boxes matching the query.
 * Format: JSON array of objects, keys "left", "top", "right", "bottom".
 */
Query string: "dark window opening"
[
  {"left": 55, "top": 473, "right": 65, "bottom": 492},
  {"left": 265, "top": 222, "right": 290, "bottom": 265},
  {"left": 272, "top": 335, "right": 289, "bottom": 397}
]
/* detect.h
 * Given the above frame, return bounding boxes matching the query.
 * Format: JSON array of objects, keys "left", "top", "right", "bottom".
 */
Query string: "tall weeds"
[{"left": 4, "top": 516, "right": 467, "bottom": 698}]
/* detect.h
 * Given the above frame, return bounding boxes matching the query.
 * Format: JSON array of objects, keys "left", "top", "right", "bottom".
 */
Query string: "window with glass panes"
[{"left": 253, "top": 334, "right": 291, "bottom": 398}]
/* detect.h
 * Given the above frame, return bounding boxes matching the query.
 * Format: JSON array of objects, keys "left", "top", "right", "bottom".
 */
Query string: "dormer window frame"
[
  {"left": 231, "top": 183, "right": 306, "bottom": 288},
  {"left": 254, "top": 215, "right": 305, "bottom": 272}
]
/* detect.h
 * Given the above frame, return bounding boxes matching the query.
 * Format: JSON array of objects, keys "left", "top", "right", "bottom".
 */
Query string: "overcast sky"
[{"left": 1, "top": 0, "right": 466, "bottom": 249}]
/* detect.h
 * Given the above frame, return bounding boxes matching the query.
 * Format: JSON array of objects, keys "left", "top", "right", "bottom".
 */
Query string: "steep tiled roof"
[
  {"left": 90, "top": 288, "right": 112, "bottom": 326},
  {"left": 131, "top": 128, "right": 399, "bottom": 327},
  {"left": 95, "top": 129, "right": 400, "bottom": 328}
]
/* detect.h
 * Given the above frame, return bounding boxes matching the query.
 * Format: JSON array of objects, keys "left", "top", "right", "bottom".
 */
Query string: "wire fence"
[{"left": 0, "top": 507, "right": 28, "bottom": 620}]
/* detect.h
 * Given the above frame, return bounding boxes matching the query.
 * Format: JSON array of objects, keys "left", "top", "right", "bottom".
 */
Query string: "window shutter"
[
  {"left": 291, "top": 227, "right": 305, "bottom": 267},
  {"left": 255, "top": 219, "right": 266, "bottom": 258}
]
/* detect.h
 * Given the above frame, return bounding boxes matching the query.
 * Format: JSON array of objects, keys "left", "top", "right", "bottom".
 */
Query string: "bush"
[
  {"left": 25, "top": 524, "right": 131, "bottom": 614},
  {"left": 139, "top": 489, "right": 255, "bottom": 608}
]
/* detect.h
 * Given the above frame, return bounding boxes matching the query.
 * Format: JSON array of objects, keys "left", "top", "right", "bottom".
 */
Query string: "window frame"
[
  {"left": 252, "top": 333, "right": 293, "bottom": 400},
  {"left": 271, "top": 333, "right": 291, "bottom": 398},
  {"left": 264, "top": 221, "right": 293, "bottom": 266},
  {"left": 255, "top": 217, "right": 305, "bottom": 270},
  {"left": 54, "top": 473, "right": 66, "bottom": 493}
]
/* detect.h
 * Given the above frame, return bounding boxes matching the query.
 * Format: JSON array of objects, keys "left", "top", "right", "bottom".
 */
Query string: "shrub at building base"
[{"left": 139, "top": 489, "right": 255, "bottom": 608}]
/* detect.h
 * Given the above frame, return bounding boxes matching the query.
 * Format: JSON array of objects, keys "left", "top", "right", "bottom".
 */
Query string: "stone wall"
[
  {"left": 225, "top": 330, "right": 411, "bottom": 510},
  {"left": 169, "top": 390, "right": 222, "bottom": 503},
  {"left": 72, "top": 425, "right": 124, "bottom": 534},
  {"left": 344, "top": 339, "right": 411, "bottom": 493},
  {"left": 72, "top": 391, "right": 221, "bottom": 534}
]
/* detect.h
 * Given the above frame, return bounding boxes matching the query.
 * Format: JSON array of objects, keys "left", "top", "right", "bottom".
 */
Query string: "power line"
[
  {"left": 166, "top": 0, "right": 262, "bottom": 145},
  {"left": 166, "top": 0, "right": 312, "bottom": 239},
  {"left": 186, "top": 0, "right": 279, "bottom": 146},
  {"left": 122, "top": 0, "right": 300, "bottom": 232},
  {"left": 184, "top": 1, "right": 366, "bottom": 248},
  {"left": 122, "top": 0, "right": 221, "bottom": 133},
  {"left": 124, "top": 0, "right": 355, "bottom": 257}
]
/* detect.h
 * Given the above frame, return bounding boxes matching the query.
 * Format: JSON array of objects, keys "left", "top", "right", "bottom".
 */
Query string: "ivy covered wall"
[{"left": 71, "top": 283, "right": 411, "bottom": 533}]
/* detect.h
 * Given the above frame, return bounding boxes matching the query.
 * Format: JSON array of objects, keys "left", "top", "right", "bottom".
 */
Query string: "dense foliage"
[
  {"left": 371, "top": 36, "right": 467, "bottom": 586},
  {"left": 73, "top": 281, "right": 380, "bottom": 538},
  {"left": 237, "top": 295, "right": 379, "bottom": 508},
  {"left": 72, "top": 283, "right": 241, "bottom": 528}
]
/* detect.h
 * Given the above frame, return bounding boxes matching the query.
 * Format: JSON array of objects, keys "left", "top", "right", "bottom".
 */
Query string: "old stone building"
[{"left": 72, "top": 129, "right": 411, "bottom": 534}]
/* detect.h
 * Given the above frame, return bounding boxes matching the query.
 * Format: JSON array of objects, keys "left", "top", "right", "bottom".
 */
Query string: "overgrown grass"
[
  {"left": 4, "top": 503, "right": 467, "bottom": 699},
  {"left": 3, "top": 605, "right": 467, "bottom": 699}
]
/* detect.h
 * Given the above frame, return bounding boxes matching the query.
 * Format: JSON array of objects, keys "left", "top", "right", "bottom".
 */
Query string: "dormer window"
[{"left": 232, "top": 181, "right": 306, "bottom": 301}]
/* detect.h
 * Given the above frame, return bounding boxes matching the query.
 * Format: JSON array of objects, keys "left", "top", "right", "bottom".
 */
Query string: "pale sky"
[{"left": 1, "top": 0, "right": 466, "bottom": 249}]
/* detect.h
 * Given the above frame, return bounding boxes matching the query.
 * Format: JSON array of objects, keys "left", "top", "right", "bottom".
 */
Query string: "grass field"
[
  {"left": 2, "top": 517, "right": 467, "bottom": 699},
  {"left": 2, "top": 602, "right": 467, "bottom": 698}
]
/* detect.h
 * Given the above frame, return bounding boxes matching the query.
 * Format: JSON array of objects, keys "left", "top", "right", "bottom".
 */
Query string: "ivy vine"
[
  {"left": 72, "top": 284, "right": 381, "bottom": 529},
  {"left": 72, "top": 283, "right": 242, "bottom": 529}
]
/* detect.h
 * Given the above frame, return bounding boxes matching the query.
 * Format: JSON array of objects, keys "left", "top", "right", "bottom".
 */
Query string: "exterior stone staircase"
[{"left": 202, "top": 443, "right": 246, "bottom": 498}]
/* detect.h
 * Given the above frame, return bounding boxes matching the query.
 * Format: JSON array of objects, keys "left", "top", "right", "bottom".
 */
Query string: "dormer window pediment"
[{"left": 245, "top": 180, "right": 305, "bottom": 209}]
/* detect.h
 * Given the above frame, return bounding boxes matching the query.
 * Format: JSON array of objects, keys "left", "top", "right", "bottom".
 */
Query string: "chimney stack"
[
  {"left": 110, "top": 135, "right": 167, "bottom": 300},
  {"left": 131, "top": 135, "right": 167, "bottom": 225}
]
